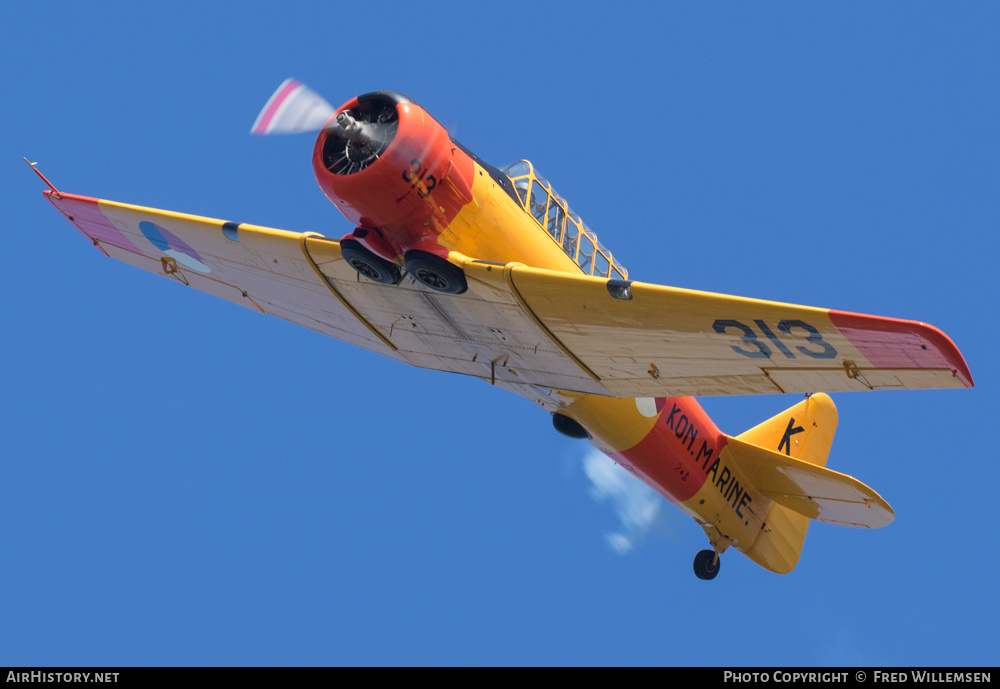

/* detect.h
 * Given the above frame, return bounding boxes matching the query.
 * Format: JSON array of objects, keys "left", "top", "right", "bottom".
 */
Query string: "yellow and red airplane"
[{"left": 34, "top": 81, "right": 973, "bottom": 579}]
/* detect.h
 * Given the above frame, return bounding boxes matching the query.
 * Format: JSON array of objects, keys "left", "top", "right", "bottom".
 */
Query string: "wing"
[
  {"left": 46, "top": 191, "right": 406, "bottom": 360},
  {"left": 503, "top": 266, "right": 974, "bottom": 396},
  {"left": 45, "top": 191, "right": 973, "bottom": 398}
]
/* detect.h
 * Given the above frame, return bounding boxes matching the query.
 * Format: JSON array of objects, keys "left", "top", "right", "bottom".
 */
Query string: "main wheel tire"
[
  {"left": 693, "top": 549, "right": 720, "bottom": 580},
  {"left": 405, "top": 250, "right": 468, "bottom": 294},
  {"left": 341, "top": 239, "right": 401, "bottom": 285}
]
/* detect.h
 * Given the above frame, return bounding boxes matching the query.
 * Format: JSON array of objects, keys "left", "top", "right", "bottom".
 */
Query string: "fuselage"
[{"left": 313, "top": 92, "right": 762, "bottom": 559}]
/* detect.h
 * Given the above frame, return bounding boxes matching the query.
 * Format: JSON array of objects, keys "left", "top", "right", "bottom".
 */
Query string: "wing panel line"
[
  {"left": 300, "top": 235, "right": 398, "bottom": 352},
  {"left": 502, "top": 263, "right": 601, "bottom": 383}
]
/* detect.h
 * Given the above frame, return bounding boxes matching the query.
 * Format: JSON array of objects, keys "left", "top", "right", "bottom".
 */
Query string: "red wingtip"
[{"left": 829, "top": 310, "right": 974, "bottom": 388}]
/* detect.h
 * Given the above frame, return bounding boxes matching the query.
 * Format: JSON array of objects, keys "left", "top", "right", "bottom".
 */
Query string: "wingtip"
[
  {"left": 937, "top": 327, "right": 974, "bottom": 389},
  {"left": 907, "top": 319, "right": 974, "bottom": 389},
  {"left": 829, "top": 310, "right": 974, "bottom": 389}
]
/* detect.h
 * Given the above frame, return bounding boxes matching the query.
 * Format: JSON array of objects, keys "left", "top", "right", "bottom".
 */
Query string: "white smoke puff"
[{"left": 582, "top": 448, "right": 662, "bottom": 555}]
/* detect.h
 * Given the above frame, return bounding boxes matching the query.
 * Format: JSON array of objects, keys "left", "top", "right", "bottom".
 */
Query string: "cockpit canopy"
[{"left": 502, "top": 160, "right": 627, "bottom": 280}]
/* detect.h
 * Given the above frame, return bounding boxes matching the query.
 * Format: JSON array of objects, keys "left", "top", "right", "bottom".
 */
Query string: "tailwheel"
[
  {"left": 405, "top": 250, "right": 468, "bottom": 294},
  {"left": 693, "top": 549, "right": 720, "bottom": 580},
  {"left": 341, "top": 239, "right": 401, "bottom": 285}
]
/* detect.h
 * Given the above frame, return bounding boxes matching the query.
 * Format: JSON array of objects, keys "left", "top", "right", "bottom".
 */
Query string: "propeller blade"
[{"left": 250, "top": 79, "right": 335, "bottom": 135}]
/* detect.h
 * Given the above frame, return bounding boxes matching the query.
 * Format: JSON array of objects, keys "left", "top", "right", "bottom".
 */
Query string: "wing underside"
[{"left": 45, "top": 191, "right": 973, "bottom": 398}]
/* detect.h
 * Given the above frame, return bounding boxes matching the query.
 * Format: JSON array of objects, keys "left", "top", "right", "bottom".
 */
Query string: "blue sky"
[{"left": 3, "top": 1, "right": 997, "bottom": 666}]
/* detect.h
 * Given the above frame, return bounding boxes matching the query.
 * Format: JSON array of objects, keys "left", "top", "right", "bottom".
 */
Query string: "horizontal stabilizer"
[{"left": 726, "top": 436, "right": 894, "bottom": 528}]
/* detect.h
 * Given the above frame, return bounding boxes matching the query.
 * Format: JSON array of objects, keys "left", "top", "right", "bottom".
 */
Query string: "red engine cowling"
[{"left": 312, "top": 91, "right": 474, "bottom": 261}]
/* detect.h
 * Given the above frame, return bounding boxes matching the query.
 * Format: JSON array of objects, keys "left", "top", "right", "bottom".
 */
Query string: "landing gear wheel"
[
  {"left": 693, "top": 549, "right": 720, "bottom": 580},
  {"left": 341, "top": 239, "right": 401, "bottom": 285},
  {"left": 405, "top": 250, "right": 467, "bottom": 294}
]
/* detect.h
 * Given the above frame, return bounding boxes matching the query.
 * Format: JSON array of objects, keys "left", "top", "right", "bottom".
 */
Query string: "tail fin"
[
  {"left": 739, "top": 392, "right": 838, "bottom": 467},
  {"left": 736, "top": 394, "right": 842, "bottom": 573},
  {"left": 735, "top": 395, "right": 893, "bottom": 527}
]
